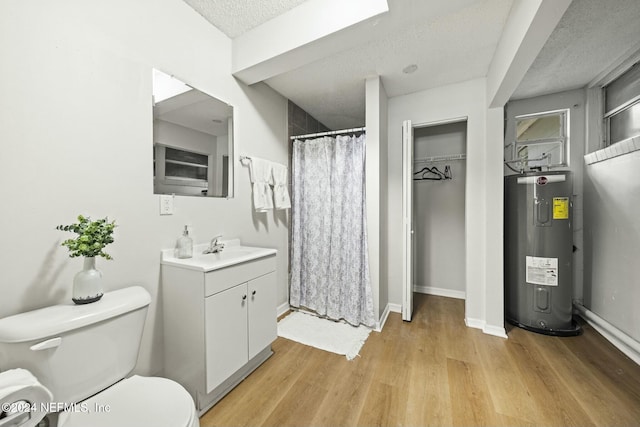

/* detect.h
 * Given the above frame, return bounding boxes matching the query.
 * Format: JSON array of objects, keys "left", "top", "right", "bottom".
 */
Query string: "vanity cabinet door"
[
  {"left": 248, "top": 272, "right": 277, "bottom": 360},
  {"left": 204, "top": 283, "right": 248, "bottom": 393}
]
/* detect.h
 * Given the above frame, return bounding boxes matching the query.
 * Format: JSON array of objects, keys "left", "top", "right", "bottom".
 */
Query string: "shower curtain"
[{"left": 289, "top": 134, "right": 375, "bottom": 327}]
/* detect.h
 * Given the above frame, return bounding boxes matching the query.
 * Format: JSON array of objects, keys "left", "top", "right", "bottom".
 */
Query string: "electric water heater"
[{"left": 504, "top": 171, "right": 580, "bottom": 336}]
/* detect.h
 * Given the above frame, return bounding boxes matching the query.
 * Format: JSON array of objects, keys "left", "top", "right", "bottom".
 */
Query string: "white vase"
[{"left": 72, "top": 257, "right": 104, "bottom": 304}]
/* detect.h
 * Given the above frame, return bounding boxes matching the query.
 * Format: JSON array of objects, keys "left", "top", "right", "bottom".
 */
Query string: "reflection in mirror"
[
  {"left": 516, "top": 114, "right": 562, "bottom": 142},
  {"left": 152, "top": 69, "right": 233, "bottom": 197},
  {"left": 514, "top": 110, "right": 567, "bottom": 168}
]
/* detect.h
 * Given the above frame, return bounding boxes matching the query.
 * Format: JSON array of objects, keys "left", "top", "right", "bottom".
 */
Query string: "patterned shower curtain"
[{"left": 289, "top": 134, "right": 375, "bottom": 327}]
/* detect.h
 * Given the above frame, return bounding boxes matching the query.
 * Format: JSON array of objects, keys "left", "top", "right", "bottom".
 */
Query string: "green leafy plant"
[{"left": 56, "top": 215, "right": 116, "bottom": 260}]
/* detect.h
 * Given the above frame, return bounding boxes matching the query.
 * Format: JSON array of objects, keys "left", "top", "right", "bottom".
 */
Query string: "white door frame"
[
  {"left": 402, "top": 116, "right": 468, "bottom": 322},
  {"left": 401, "top": 120, "right": 414, "bottom": 321}
]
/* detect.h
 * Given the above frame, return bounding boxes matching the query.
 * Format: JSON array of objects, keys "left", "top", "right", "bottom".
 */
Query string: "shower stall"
[{"left": 288, "top": 128, "right": 375, "bottom": 327}]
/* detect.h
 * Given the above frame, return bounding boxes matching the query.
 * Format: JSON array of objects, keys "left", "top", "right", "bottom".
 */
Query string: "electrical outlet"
[{"left": 160, "top": 195, "right": 174, "bottom": 215}]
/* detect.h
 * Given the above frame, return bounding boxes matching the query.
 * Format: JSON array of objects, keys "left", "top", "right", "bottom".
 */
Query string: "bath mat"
[{"left": 277, "top": 311, "right": 371, "bottom": 360}]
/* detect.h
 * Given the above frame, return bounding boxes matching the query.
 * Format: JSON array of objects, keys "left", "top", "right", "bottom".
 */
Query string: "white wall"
[
  {"left": 0, "top": 0, "right": 289, "bottom": 376},
  {"left": 582, "top": 67, "right": 640, "bottom": 344},
  {"left": 413, "top": 123, "right": 466, "bottom": 298},
  {"left": 505, "top": 89, "right": 586, "bottom": 301},
  {"left": 365, "top": 76, "right": 389, "bottom": 321},
  {"left": 484, "top": 106, "right": 505, "bottom": 334},
  {"left": 387, "top": 78, "right": 506, "bottom": 336},
  {"left": 154, "top": 120, "right": 217, "bottom": 154},
  {"left": 584, "top": 147, "right": 640, "bottom": 343}
]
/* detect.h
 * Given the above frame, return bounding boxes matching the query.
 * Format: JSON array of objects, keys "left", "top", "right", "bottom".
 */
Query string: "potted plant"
[{"left": 56, "top": 215, "right": 116, "bottom": 304}]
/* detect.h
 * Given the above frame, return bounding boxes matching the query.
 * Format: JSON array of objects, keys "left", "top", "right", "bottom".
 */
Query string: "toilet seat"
[{"left": 60, "top": 375, "right": 198, "bottom": 427}]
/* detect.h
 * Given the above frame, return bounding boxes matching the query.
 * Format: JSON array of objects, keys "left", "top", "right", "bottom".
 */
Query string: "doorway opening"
[{"left": 402, "top": 119, "right": 468, "bottom": 321}]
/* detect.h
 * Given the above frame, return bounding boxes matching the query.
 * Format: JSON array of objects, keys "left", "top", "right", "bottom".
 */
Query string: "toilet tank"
[{"left": 0, "top": 286, "right": 151, "bottom": 405}]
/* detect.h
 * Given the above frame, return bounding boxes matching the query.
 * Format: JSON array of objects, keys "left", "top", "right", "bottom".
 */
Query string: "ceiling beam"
[
  {"left": 486, "top": 0, "right": 572, "bottom": 108},
  {"left": 232, "top": 0, "right": 389, "bottom": 85}
]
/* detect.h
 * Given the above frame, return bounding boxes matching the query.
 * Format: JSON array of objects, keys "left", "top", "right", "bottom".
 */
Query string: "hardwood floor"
[{"left": 200, "top": 294, "right": 640, "bottom": 426}]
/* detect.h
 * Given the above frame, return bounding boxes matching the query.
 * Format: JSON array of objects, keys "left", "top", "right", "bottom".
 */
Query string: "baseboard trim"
[
  {"left": 414, "top": 285, "right": 465, "bottom": 300},
  {"left": 375, "top": 304, "right": 390, "bottom": 332},
  {"left": 375, "top": 303, "right": 401, "bottom": 332},
  {"left": 483, "top": 324, "right": 508, "bottom": 339},
  {"left": 465, "top": 317, "right": 485, "bottom": 330},
  {"left": 388, "top": 303, "right": 402, "bottom": 313},
  {"left": 465, "top": 317, "right": 507, "bottom": 339},
  {"left": 277, "top": 302, "right": 290, "bottom": 318},
  {"left": 574, "top": 303, "right": 640, "bottom": 365}
]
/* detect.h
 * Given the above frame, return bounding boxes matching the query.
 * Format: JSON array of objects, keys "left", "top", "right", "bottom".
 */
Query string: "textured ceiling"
[
  {"left": 183, "top": 0, "right": 640, "bottom": 131},
  {"left": 183, "top": 0, "right": 512, "bottom": 129},
  {"left": 182, "top": 0, "right": 309, "bottom": 38},
  {"left": 266, "top": 0, "right": 513, "bottom": 129},
  {"left": 512, "top": 0, "right": 640, "bottom": 100}
]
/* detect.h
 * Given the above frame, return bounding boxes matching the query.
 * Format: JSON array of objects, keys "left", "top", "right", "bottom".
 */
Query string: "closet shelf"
[{"left": 414, "top": 153, "right": 466, "bottom": 164}]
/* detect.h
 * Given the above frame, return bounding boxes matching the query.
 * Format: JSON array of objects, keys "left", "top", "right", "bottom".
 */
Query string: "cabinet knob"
[
  {"left": 242, "top": 295, "right": 247, "bottom": 301},
  {"left": 252, "top": 290, "right": 257, "bottom": 296}
]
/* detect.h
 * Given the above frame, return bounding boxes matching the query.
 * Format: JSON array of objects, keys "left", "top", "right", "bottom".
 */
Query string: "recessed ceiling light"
[{"left": 402, "top": 64, "right": 418, "bottom": 74}]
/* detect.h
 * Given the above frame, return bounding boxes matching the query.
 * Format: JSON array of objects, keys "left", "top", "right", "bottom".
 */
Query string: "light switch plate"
[{"left": 160, "top": 195, "right": 174, "bottom": 215}]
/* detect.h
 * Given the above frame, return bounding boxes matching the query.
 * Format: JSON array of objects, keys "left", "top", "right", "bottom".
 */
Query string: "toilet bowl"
[
  {"left": 58, "top": 376, "right": 198, "bottom": 427},
  {"left": 0, "top": 287, "right": 199, "bottom": 427},
  {"left": 0, "top": 374, "right": 198, "bottom": 427}
]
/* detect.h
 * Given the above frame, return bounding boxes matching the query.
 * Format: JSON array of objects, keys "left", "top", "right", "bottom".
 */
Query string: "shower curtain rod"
[{"left": 289, "top": 126, "right": 366, "bottom": 140}]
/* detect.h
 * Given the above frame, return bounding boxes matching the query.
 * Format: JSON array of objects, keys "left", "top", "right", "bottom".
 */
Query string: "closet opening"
[{"left": 403, "top": 119, "right": 467, "bottom": 321}]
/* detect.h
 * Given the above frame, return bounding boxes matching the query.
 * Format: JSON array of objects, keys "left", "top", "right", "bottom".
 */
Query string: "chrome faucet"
[{"left": 203, "top": 234, "right": 225, "bottom": 254}]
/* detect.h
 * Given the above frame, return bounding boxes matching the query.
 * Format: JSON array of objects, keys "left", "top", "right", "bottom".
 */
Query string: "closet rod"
[
  {"left": 290, "top": 126, "right": 366, "bottom": 140},
  {"left": 414, "top": 153, "right": 466, "bottom": 163}
]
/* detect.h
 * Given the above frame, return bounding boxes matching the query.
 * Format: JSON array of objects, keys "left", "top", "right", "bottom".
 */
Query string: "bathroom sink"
[
  {"left": 161, "top": 239, "right": 277, "bottom": 272},
  {"left": 207, "top": 246, "right": 255, "bottom": 257}
]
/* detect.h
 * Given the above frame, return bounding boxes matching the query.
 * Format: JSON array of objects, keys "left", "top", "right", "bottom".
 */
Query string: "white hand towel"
[
  {"left": 271, "top": 163, "right": 291, "bottom": 210},
  {"left": 247, "top": 157, "right": 274, "bottom": 212}
]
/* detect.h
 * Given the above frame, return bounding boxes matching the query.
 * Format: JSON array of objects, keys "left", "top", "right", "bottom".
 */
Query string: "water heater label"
[
  {"left": 526, "top": 256, "right": 558, "bottom": 286},
  {"left": 553, "top": 197, "right": 569, "bottom": 219}
]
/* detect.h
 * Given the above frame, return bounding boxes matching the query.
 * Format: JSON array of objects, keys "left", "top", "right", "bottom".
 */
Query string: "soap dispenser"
[{"left": 176, "top": 225, "right": 193, "bottom": 259}]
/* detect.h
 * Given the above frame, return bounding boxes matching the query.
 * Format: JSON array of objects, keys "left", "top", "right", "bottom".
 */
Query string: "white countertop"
[{"left": 161, "top": 239, "right": 277, "bottom": 272}]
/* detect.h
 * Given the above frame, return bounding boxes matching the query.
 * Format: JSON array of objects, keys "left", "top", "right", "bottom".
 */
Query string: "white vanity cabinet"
[
  {"left": 161, "top": 247, "right": 277, "bottom": 415},
  {"left": 204, "top": 270, "right": 276, "bottom": 393}
]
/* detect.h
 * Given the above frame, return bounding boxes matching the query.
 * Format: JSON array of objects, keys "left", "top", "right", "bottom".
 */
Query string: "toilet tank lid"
[{"left": 0, "top": 286, "right": 151, "bottom": 343}]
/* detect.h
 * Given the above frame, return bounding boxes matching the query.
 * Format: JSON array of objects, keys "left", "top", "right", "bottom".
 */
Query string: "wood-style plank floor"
[{"left": 200, "top": 294, "right": 640, "bottom": 426}]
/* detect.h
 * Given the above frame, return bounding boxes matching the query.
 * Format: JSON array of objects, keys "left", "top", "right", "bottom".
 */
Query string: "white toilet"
[{"left": 0, "top": 286, "right": 199, "bottom": 427}]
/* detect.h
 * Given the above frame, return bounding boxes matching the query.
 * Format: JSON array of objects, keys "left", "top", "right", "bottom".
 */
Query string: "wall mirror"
[
  {"left": 512, "top": 110, "right": 568, "bottom": 168},
  {"left": 153, "top": 69, "right": 233, "bottom": 198}
]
